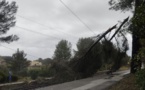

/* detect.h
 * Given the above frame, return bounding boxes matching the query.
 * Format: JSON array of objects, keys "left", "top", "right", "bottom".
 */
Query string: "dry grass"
[
  {"left": 109, "top": 74, "right": 139, "bottom": 90},
  {"left": 119, "top": 66, "right": 129, "bottom": 71}
]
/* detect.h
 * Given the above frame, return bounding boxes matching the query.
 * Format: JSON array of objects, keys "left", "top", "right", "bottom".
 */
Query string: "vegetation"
[
  {"left": 53, "top": 40, "right": 72, "bottom": 62},
  {"left": 70, "top": 37, "right": 129, "bottom": 78},
  {"left": 136, "top": 69, "right": 145, "bottom": 90},
  {"left": 0, "top": 0, "right": 144, "bottom": 90},
  {"left": 28, "top": 69, "right": 39, "bottom": 80},
  {"left": 109, "top": 0, "right": 145, "bottom": 73},
  {"left": 0, "top": 71, "right": 18, "bottom": 83},
  {"left": 109, "top": 74, "right": 139, "bottom": 90},
  {"left": 73, "top": 38, "right": 94, "bottom": 59},
  {"left": 109, "top": 0, "right": 145, "bottom": 89},
  {"left": 10, "top": 49, "right": 30, "bottom": 76},
  {"left": 0, "top": 0, "right": 19, "bottom": 43},
  {"left": 9, "top": 38, "right": 129, "bottom": 82},
  {"left": 0, "top": 0, "right": 19, "bottom": 84},
  {"left": 0, "top": 71, "right": 6, "bottom": 83}
]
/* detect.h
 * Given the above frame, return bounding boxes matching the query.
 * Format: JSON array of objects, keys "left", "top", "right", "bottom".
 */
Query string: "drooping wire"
[
  {"left": 15, "top": 25, "right": 77, "bottom": 44},
  {"left": 0, "top": 44, "right": 40, "bottom": 59},
  {"left": 15, "top": 25, "right": 61, "bottom": 39},
  {"left": 17, "top": 15, "right": 78, "bottom": 38},
  {"left": 59, "top": 0, "right": 97, "bottom": 36}
]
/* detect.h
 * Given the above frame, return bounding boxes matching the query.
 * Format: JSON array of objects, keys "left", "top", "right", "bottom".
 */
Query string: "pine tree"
[
  {"left": 0, "top": 0, "right": 18, "bottom": 43},
  {"left": 109, "top": 0, "right": 145, "bottom": 73},
  {"left": 11, "top": 49, "right": 29, "bottom": 75},
  {"left": 74, "top": 38, "right": 94, "bottom": 59},
  {"left": 53, "top": 40, "right": 71, "bottom": 62}
]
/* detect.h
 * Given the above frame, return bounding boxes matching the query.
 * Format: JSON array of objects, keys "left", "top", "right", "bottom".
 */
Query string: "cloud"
[{"left": 1, "top": 0, "right": 132, "bottom": 60}]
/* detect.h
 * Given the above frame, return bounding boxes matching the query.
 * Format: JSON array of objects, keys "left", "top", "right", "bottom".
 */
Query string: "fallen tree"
[{"left": 70, "top": 17, "right": 129, "bottom": 78}]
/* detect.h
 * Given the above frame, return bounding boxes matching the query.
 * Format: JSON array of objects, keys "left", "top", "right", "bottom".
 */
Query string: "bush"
[
  {"left": 0, "top": 71, "right": 6, "bottom": 83},
  {"left": 5, "top": 75, "right": 18, "bottom": 82},
  {"left": 39, "top": 67, "right": 52, "bottom": 77},
  {"left": 36, "top": 77, "right": 45, "bottom": 84},
  {"left": 28, "top": 69, "right": 40, "bottom": 80},
  {"left": 0, "top": 71, "right": 18, "bottom": 83},
  {"left": 11, "top": 75, "right": 18, "bottom": 82},
  {"left": 17, "top": 69, "right": 28, "bottom": 77},
  {"left": 136, "top": 69, "right": 145, "bottom": 90},
  {"left": 49, "top": 62, "right": 79, "bottom": 83}
]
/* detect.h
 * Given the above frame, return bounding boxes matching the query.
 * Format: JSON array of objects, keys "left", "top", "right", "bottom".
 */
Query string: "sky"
[{"left": 0, "top": 0, "right": 132, "bottom": 60}]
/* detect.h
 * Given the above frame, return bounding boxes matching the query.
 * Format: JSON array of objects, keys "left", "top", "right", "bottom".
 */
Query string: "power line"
[
  {"left": 59, "top": 0, "right": 97, "bottom": 36},
  {"left": 15, "top": 25, "right": 77, "bottom": 44},
  {"left": 0, "top": 44, "right": 40, "bottom": 59},
  {"left": 16, "top": 25, "right": 62, "bottom": 40},
  {"left": 17, "top": 15, "right": 78, "bottom": 38}
]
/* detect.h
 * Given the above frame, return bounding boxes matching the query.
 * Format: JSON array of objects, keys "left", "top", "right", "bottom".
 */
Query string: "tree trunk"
[
  {"left": 130, "top": 0, "right": 143, "bottom": 73},
  {"left": 131, "top": 33, "right": 141, "bottom": 73}
]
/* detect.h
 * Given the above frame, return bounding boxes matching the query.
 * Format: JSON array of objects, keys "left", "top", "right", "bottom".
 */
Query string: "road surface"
[{"left": 36, "top": 70, "right": 129, "bottom": 90}]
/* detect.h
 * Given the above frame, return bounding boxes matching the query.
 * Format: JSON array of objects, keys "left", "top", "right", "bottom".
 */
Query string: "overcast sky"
[{"left": 0, "top": 0, "right": 132, "bottom": 60}]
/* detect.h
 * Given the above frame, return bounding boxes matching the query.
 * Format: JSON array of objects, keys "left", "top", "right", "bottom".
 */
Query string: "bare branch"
[{"left": 109, "top": 17, "right": 129, "bottom": 41}]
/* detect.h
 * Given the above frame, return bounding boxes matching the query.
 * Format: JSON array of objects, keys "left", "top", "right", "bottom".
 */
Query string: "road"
[{"left": 36, "top": 70, "right": 129, "bottom": 90}]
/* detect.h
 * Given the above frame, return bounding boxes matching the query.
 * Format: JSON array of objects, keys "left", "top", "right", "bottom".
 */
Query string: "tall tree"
[
  {"left": 109, "top": 0, "right": 145, "bottom": 73},
  {"left": 53, "top": 40, "right": 71, "bottom": 62},
  {"left": 74, "top": 38, "right": 94, "bottom": 59},
  {"left": 101, "top": 40, "right": 127, "bottom": 71},
  {"left": 10, "top": 49, "right": 29, "bottom": 75},
  {"left": 70, "top": 40, "right": 103, "bottom": 77},
  {"left": 0, "top": 0, "right": 18, "bottom": 43}
]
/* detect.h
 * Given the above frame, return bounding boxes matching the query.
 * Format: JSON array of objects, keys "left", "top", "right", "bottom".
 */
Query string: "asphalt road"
[{"left": 36, "top": 70, "right": 129, "bottom": 90}]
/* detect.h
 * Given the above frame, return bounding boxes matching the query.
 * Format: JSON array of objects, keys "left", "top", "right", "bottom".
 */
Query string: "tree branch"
[
  {"left": 83, "top": 24, "right": 117, "bottom": 58},
  {"left": 109, "top": 17, "right": 129, "bottom": 41}
]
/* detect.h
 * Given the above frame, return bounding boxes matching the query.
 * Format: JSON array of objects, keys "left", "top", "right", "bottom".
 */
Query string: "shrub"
[
  {"left": 136, "top": 69, "right": 145, "bottom": 90},
  {"left": 49, "top": 62, "right": 79, "bottom": 83},
  {"left": 11, "top": 75, "right": 18, "bottom": 82},
  {"left": 28, "top": 69, "right": 40, "bottom": 80},
  {"left": 36, "top": 77, "right": 45, "bottom": 84},
  {"left": 17, "top": 69, "right": 28, "bottom": 77},
  {"left": 39, "top": 67, "right": 52, "bottom": 77},
  {"left": 0, "top": 71, "right": 18, "bottom": 83},
  {"left": 4, "top": 75, "right": 18, "bottom": 82},
  {"left": 0, "top": 71, "right": 6, "bottom": 83}
]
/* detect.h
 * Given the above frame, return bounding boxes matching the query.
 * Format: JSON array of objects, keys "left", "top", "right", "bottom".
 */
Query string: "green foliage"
[
  {"left": 102, "top": 40, "right": 115, "bottom": 64},
  {"left": 39, "top": 66, "right": 52, "bottom": 77},
  {"left": 130, "top": 4, "right": 145, "bottom": 72},
  {"left": 70, "top": 38, "right": 129, "bottom": 77},
  {"left": 109, "top": 0, "right": 145, "bottom": 74},
  {"left": 0, "top": 0, "right": 19, "bottom": 43},
  {"left": 53, "top": 40, "right": 72, "bottom": 62},
  {"left": 0, "top": 65, "right": 8, "bottom": 73},
  {"left": 136, "top": 69, "right": 145, "bottom": 90},
  {"left": 132, "top": 3, "right": 145, "bottom": 38},
  {"left": 74, "top": 38, "right": 94, "bottom": 58},
  {"left": 2, "top": 56, "right": 13, "bottom": 64},
  {"left": 9, "top": 75, "right": 18, "bottom": 82},
  {"left": 70, "top": 41, "right": 103, "bottom": 78},
  {"left": 38, "top": 58, "right": 52, "bottom": 65},
  {"left": 10, "top": 49, "right": 30, "bottom": 76},
  {"left": 0, "top": 71, "right": 18, "bottom": 83},
  {"left": 49, "top": 61, "right": 79, "bottom": 82},
  {"left": 28, "top": 66, "right": 53, "bottom": 80},
  {"left": 0, "top": 71, "right": 6, "bottom": 83},
  {"left": 28, "top": 69, "right": 39, "bottom": 80},
  {"left": 108, "top": 0, "right": 134, "bottom": 11},
  {"left": 102, "top": 40, "right": 129, "bottom": 71}
]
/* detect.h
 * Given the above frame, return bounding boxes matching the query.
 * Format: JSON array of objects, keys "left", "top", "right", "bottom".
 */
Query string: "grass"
[
  {"left": 109, "top": 74, "right": 139, "bottom": 90},
  {"left": 18, "top": 77, "right": 32, "bottom": 82},
  {"left": 119, "top": 66, "right": 129, "bottom": 71}
]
